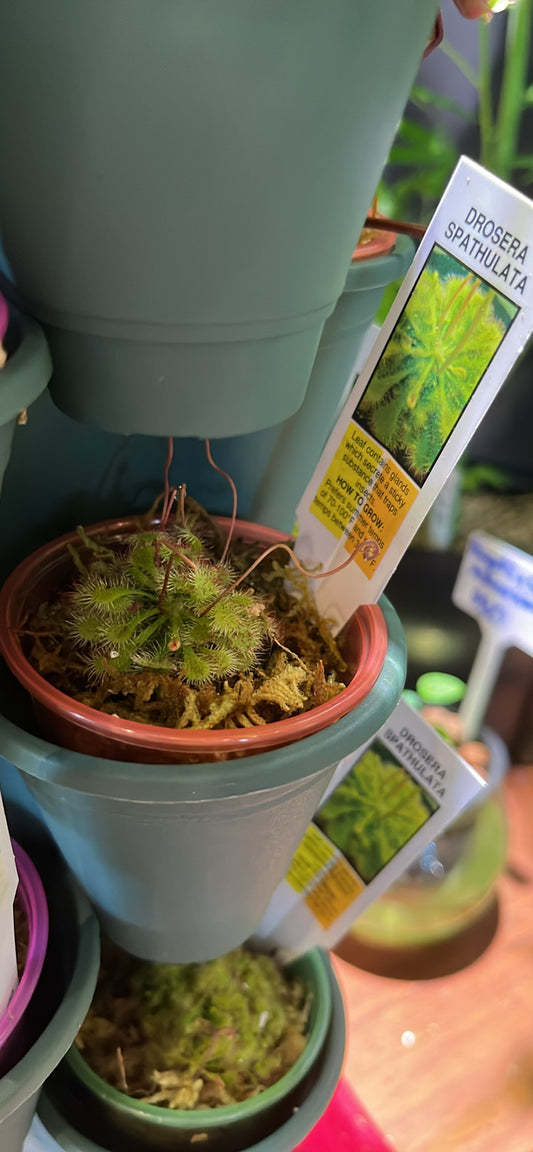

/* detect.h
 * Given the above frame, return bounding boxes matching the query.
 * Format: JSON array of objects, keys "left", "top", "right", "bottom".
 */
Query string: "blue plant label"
[
  {"left": 251, "top": 699, "right": 485, "bottom": 956},
  {"left": 452, "top": 531, "right": 533, "bottom": 739},
  {"left": 294, "top": 156, "right": 533, "bottom": 632},
  {"left": 0, "top": 793, "right": 18, "bottom": 1016},
  {"left": 454, "top": 531, "right": 533, "bottom": 655}
]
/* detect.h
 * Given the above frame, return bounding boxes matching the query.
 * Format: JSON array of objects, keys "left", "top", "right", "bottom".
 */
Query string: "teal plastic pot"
[
  {"left": 0, "top": 312, "right": 52, "bottom": 496},
  {"left": 0, "top": 846, "right": 100, "bottom": 1152},
  {"left": 0, "top": 576, "right": 405, "bottom": 961},
  {"left": 0, "top": 0, "right": 438, "bottom": 438},
  {"left": 251, "top": 234, "right": 414, "bottom": 532},
  {"left": 38, "top": 951, "right": 345, "bottom": 1152}
]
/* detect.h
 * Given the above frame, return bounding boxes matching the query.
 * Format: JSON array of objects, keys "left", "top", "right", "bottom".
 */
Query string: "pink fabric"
[{"left": 295, "top": 1080, "right": 395, "bottom": 1152}]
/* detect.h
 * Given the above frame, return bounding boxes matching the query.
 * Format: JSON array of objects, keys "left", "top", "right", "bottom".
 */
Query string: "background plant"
[{"left": 380, "top": 0, "right": 533, "bottom": 223}]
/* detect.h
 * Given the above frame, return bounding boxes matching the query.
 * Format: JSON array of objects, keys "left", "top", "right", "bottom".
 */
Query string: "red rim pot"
[{"left": 0, "top": 516, "right": 388, "bottom": 764}]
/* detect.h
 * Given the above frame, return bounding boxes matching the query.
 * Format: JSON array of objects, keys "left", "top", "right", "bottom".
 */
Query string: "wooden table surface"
[{"left": 333, "top": 765, "right": 533, "bottom": 1152}]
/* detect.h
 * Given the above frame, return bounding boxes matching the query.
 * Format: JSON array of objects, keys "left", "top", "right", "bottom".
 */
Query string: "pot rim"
[
  {"left": 65, "top": 948, "right": 332, "bottom": 1131},
  {"left": 0, "top": 841, "right": 48, "bottom": 1051},
  {"left": 0, "top": 870, "right": 100, "bottom": 1121},
  {"left": 0, "top": 516, "right": 388, "bottom": 758},
  {"left": 351, "top": 229, "right": 397, "bottom": 264}
]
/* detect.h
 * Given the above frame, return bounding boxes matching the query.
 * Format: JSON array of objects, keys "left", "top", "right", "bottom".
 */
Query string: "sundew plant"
[
  {"left": 355, "top": 247, "right": 516, "bottom": 484},
  {"left": 68, "top": 521, "right": 276, "bottom": 687}
]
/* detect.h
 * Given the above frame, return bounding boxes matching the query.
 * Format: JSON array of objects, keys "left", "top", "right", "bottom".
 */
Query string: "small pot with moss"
[{"left": 40, "top": 942, "right": 344, "bottom": 1152}]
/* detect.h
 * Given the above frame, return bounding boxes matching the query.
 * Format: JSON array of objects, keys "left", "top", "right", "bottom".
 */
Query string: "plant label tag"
[
  {"left": 0, "top": 792, "right": 18, "bottom": 1017},
  {"left": 453, "top": 530, "right": 533, "bottom": 739},
  {"left": 295, "top": 156, "right": 533, "bottom": 632},
  {"left": 251, "top": 699, "right": 485, "bottom": 956}
]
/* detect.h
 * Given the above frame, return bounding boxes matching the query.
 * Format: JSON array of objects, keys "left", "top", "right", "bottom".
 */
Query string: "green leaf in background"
[{"left": 380, "top": 1, "right": 533, "bottom": 221}]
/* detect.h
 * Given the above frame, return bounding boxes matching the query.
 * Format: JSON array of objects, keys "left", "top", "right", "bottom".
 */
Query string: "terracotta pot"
[{"left": 0, "top": 516, "right": 388, "bottom": 764}]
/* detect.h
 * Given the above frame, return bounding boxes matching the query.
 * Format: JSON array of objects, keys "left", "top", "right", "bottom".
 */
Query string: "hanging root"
[{"left": 205, "top": 439, "right": 238, "bottom": 563}]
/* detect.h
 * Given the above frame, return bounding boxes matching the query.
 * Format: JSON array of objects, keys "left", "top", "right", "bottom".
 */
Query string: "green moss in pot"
[{"left": 49, "top": 941, "right": 334, "bottom": 1152}]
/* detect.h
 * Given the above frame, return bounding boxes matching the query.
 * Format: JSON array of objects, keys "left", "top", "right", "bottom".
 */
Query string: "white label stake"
[
  {"left": 295, "top": 157, "right": 533, "bottom": 632},
  {"left": 453, "top": 531, "right": 533, "bottom": 740},
  {"left": 0, "top": 793, "right": 18, "bottom": 1017},
  {"left": 251, "top": 699, "right": 485, "bottom": 957}
]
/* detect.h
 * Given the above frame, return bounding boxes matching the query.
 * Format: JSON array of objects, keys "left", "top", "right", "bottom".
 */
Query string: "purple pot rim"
[{"left": 0, "top": 840, "right": 49, "bottom": 1047}]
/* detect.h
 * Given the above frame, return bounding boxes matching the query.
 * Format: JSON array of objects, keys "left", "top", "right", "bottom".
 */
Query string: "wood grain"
[{"left": 334, "top": 766, "right": 533, "bottom": 1152}]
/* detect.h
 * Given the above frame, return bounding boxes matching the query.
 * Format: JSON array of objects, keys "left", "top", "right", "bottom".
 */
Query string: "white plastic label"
[
  {"left": 0, "top": 793, "right": 18, "bottom": 1017},
  {"left": 251, "top": 700, "right": 485, "bottom": 956},
  {"left": 295, "top": 157, "right": 533, "bottom": 632}
]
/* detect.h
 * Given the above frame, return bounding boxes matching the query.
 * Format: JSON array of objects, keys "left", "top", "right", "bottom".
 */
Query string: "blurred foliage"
[{"left": 379, "top": 0, "right": 533, "bottom": 224}]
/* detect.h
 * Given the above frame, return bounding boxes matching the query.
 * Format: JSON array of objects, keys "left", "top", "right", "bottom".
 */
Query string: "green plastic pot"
[
  {"left": 45, "top": 949, "right": 337, "bottom": 1152},
  {"left": 0, "top": 565, "right": 405, "bottom": 962},
  {"left": 0, "top": 312, "right": 52, "bottom": 496},
  {"left": 38, "top": 951, "right": 345, "bottom": 1152},
  {"left": 0, "top": 0, "right": 438, "bottom": 438},
  {"left": 0, "top": 843, "right": 100, "bottom": 1152}
]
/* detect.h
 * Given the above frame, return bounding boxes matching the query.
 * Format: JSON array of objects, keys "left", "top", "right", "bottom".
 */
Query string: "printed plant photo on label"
[
  {"left": 314, "top": 742, "right": 439, "bottom": 884},
  {"left": 353, "top": 245, "right": 518, "bottom": 485}
]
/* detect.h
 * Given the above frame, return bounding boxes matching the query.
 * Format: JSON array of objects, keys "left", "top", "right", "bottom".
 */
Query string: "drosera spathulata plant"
[
  {"left": 25, "top": 439, "right": 379, "bottom": 731},
  {"left": 68, "top": 492, "right": 277, "bottom": 689}
]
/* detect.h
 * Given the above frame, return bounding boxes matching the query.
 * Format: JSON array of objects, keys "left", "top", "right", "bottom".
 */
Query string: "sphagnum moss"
[{"left": 75, "top": 942, "right": 309, "bottom": 1110}]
